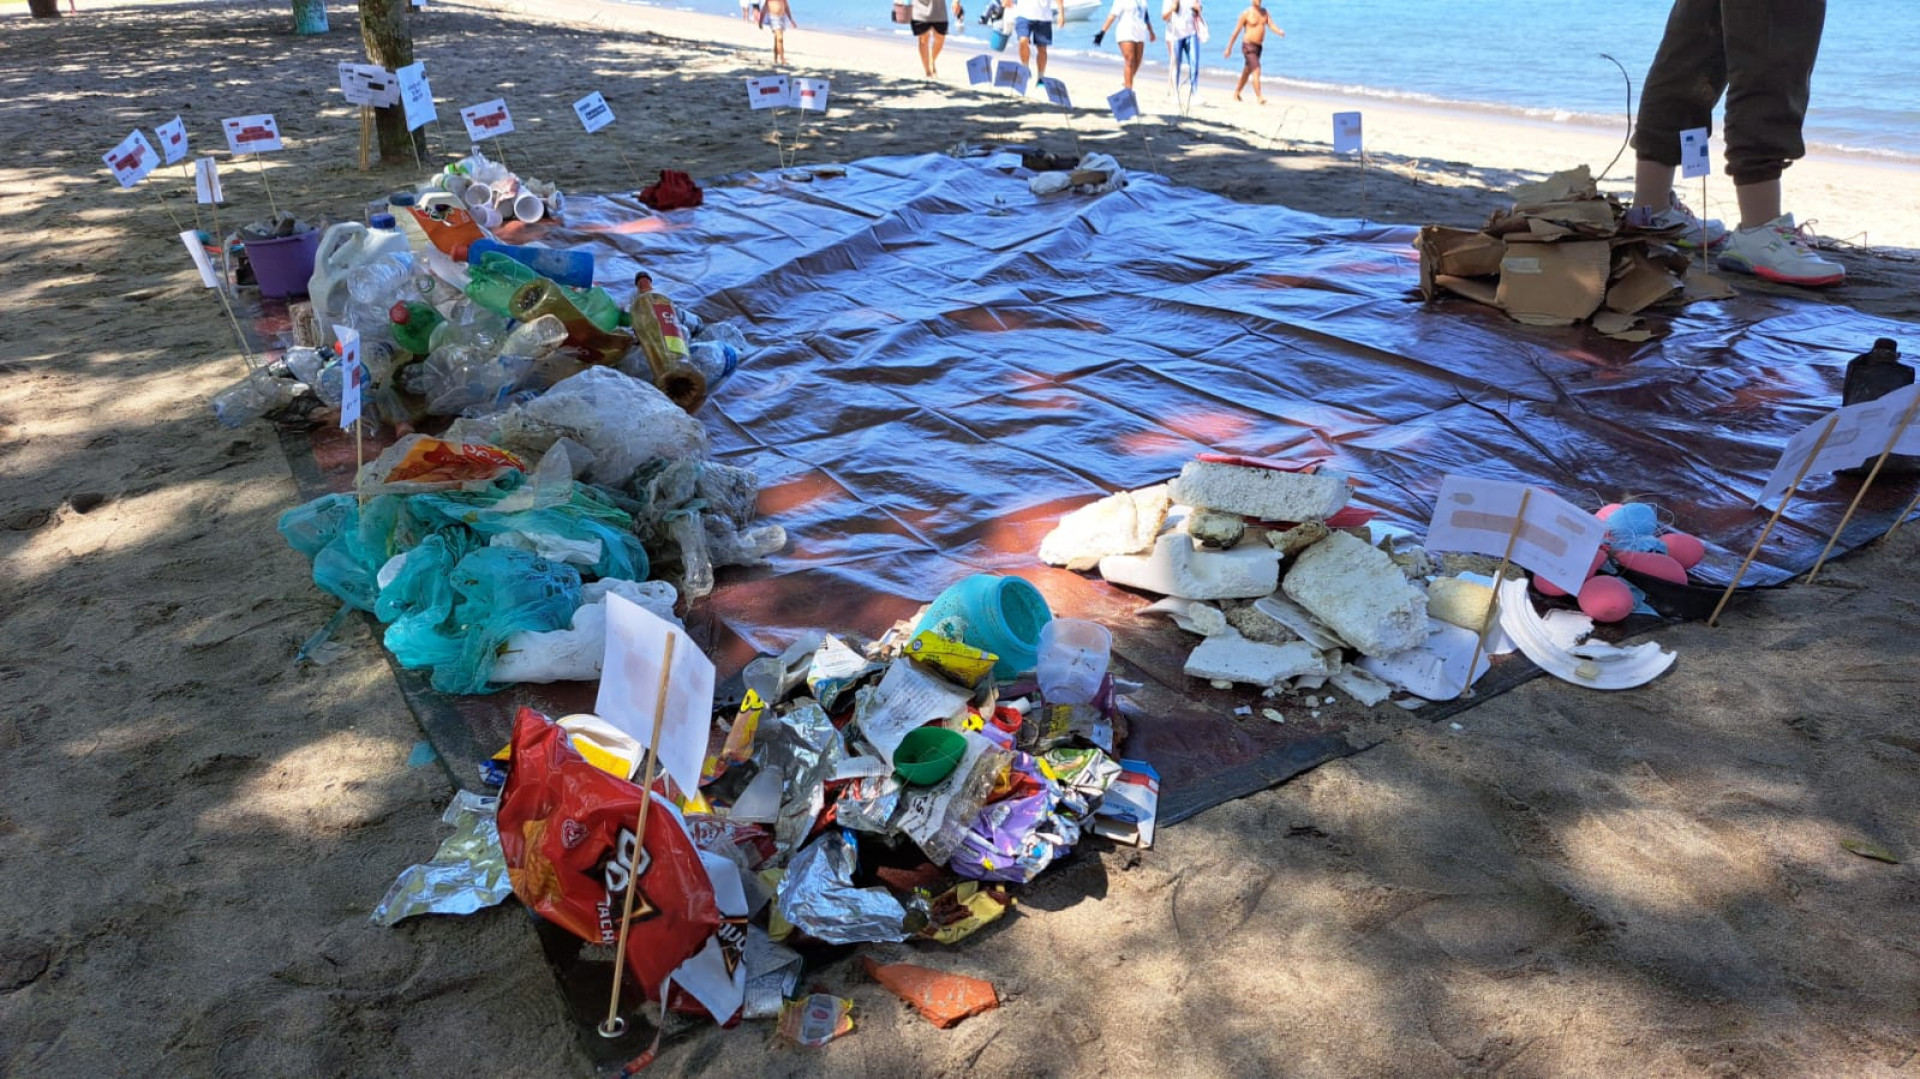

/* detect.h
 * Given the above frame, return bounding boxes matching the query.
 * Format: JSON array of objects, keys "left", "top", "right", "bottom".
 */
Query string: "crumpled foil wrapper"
[
  {"left": 370, "top": 790, "right": 515, "bottom": 926},
  {"left": 774, "top": 830, "right": 908, "bottom": 945},
  {"left": 834, "top": 772, "right": 904, "bottom": 834},
  {"left": 766, "top": 699, "right": 847, "bottom": 858},
  {"left": 742, "top": 927, "right": 803, "bottom": 1020}
]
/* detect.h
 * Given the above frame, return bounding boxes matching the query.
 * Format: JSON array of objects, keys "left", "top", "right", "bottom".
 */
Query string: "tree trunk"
[
  {"left": 292, "top": 0, "right": 330, "bottom": 35},
  {"left": 360, "top": 0, "right": 426, "bottom": 165},
  {"left": 27, "top": 0, "right": 61, "bottom": 18}
]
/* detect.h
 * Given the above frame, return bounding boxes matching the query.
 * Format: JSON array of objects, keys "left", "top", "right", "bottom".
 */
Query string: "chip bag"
[{"left": 497, "top": 707, "right": 719, "bottom": 1001}]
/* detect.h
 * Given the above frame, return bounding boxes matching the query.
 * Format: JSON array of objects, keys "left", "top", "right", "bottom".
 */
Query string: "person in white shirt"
[
  {"left": 1093, "top": 0, "right": 1156, "bottom": 91},
  {"left": 1161, "top": 0, "right": 1202, "bottom": 105},
  {"left": 1013, "top": 0, "right": 1066, "bottom": 83}
]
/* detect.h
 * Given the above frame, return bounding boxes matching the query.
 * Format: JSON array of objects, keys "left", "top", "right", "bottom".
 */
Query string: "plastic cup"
[
  {"left": 893, "top": 726, "right": 968, "bottom": 786},
  {"left": 470, "top": 202, "right": 503, "bottom": 230},
  {"left": 512, "top": 192, "right": 545, "bottom": 224},
  {"left": 462, "top": 182, "right": 494, "bottom": 207},
  {"left": 1036, "top": 618, "right": 1111, "bottom": 704}
]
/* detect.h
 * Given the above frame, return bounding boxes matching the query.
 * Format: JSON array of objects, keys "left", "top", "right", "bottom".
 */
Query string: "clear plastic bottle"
[
  {"left": 346, "top": 252, "right": 416, "bottom": 307},
  {"left": 212, "top": 372, "right": 300, "bottom": 428},
  {"left": 499, "top": 314, "right": 568, "bottom": 358},
  {"left": 284, "top": 346, "right": 327, "bottom": 387},
  {"left": 667, "top": 511, "right": 715, "bottom": 600}
]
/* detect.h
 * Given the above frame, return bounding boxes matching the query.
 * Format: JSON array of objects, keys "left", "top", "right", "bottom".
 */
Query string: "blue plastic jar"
[{"left": 916, "top": 574, "right": 1053, "bottom": 680}]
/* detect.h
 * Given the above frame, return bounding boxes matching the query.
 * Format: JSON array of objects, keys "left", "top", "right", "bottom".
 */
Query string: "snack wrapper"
[
  {"left": 370, "top": 790, "right": 515, "bottom": 926},
  {"left": 775, "top": 830, "right": 908, "bottom": 944},
  {"left": 777, "top": 994, "right": 854, "bottom": 1047}
]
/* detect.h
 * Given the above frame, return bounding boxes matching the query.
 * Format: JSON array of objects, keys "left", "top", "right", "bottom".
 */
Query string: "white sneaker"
[
  {"left": 1717, "top": 214, "right": 1846, "bottom": 287},
  {"left": 1625, "top": 192, "right": 1726, "bottom": 248}
]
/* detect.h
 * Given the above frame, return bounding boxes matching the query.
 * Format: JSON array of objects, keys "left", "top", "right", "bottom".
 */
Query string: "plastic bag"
[
  {"left": 279, "top": 494, "right": 406, "bottom": 612},
  {"left": 445, "top": 366, "right": 708, "bottom": 489},
  {"left": 356, "top": 434, "right": 527, "bottom": 497},
  {"left": 489, "top": 578, "right": 680, "bottom": 684},
  {"left": 416, "top": 346, "right": 534, "bottom": 416},
  {"left": 385, "top": 547, "right": 581, "bottom": 693}
]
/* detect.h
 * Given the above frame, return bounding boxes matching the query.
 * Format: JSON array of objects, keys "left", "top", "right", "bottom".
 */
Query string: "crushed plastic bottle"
[
  {"left": 416, "top": 347, "right": 534, "bottom": 416},
  {"left": 212, "top": 372, "right": 300, "bottom": 428},
  {"left": 284, "top": 346, "right": 328, "bottom": 388},
  {"left": 666, "top": 510, "right": 716, "bottom": 600},
  {"left": 427, "top": 300, "right": 511, "bottom": 354},
  {"left": 499, "top": 314, "right": 567, "bottom": 359}
]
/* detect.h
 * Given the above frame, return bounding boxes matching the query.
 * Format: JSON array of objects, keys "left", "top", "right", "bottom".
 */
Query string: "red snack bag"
[{"left": 498, "top": 707, "right": 720, "bottom": 1001}]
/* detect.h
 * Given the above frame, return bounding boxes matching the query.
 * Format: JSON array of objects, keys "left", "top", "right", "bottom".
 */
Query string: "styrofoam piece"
[
  {"left": 1496, "top": 578, "right": 1674, "bottom": 690},
  {"left": 1184, "top": 634, "right": 1330, "bottom": 687},
  {"left": 1540, "top": 608, "right": 1594, "bottom": 651},
  {"left": 1356, "top": 619, "right": 1489, "bottom": 700},
  {"left": 1281, "top": 531, "right": 1429, "bottom": 656},
  {"left": 1168, "top": 460, "right": 1351, "bottom": 521},
  {"left": 1099, "top": 533, "right": 1280, "bottom": 601},
  {"left": 1330, "top": 668, "right": 1394, "bottom": 706},
  {"left": 1139, "top": 596, "right": 1231, "bottom": 637},
  {"left": 1039, "top": 484, "right": 1171, "bottom": 570},
  {"left": 1252, "top": 592, "right": 1345, "bottom": 650}
]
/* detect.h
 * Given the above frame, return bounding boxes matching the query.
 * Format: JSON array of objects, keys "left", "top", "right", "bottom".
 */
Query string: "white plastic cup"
[
  {"left": 545, "top": 191, "right": 566, "bottom": 217},
  {"left": 445, "top": 174, "right": 472, "bottom": 200},
  {"left": 470, "top": 202, "right": 503, "bottom": 230},
  {"left": 512, "top": 192, "right": 545, "bottom": 224},
  {"left": 462, "top": 182, "right": 494, "bottom": 207},
  {"left": 1036, "top": 618, "right": 1112, "bottom": 705}
]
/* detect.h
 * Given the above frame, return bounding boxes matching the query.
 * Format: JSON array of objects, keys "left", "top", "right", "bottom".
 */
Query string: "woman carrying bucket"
[{"left": 1093, "top": 0, "right": 1156, "bottom": 91}]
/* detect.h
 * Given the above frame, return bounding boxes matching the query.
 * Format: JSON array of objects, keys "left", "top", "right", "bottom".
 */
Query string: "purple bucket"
[{"left": 241, "top": 229, "right": 321, "bottom": 298}]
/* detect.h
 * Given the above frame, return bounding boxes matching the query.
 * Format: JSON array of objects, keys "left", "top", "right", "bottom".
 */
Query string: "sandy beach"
[{"left": 2, "top": 1, "right": 1919, "bottom": 1076}]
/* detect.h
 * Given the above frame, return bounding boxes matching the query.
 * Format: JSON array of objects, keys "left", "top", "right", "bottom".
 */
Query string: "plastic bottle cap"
[
  {"left": 388, "top": 192, "right": 417, "bottom": 207},
  {"left": 369, "top": 213, "right": 396, "bottom": 229}
]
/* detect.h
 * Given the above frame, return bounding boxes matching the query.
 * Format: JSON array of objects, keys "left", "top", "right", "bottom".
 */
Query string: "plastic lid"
[
  {"left": 369, "top": 212, "right": 397, "bottom": 229},
  {"left": 388, "top": 192, "right": 417, "bottom": 207}
]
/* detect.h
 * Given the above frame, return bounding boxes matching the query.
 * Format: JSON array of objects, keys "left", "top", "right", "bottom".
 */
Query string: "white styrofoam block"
[
  {"left": 1040, "top": 484, "right": 1171, "bottom": 570},
  {"left": 1098, "top": 533, "right": 1280, "bottom": 601},
  {"left": 1282, "top": 531, "right": 1429, "bottom": 656},
  {"left": 1184, "top": 634, "right": 1330, "bottom": 687},
  {"left": 1168, "top": 460, "right": 1351, "bottom": 522}
]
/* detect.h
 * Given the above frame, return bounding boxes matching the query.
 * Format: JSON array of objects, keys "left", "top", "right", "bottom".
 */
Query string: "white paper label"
[
  {"left": 573, "top": 90, "right": 615, "bottom": 133},
  {"left": 179, "top": 229, "right": 219, "bottom": 289},
  {"left": 222, "top": 114, "right": 283, "bottom": 155},
  {"left": 156, "top": 117, "right": 189, "bottom": 165},
  {"left": 338, "top": 62, "right": 400, "bottom": 107},
  {"left": 193, "top": 156, "right": 223, "bottom": 204},
  {"left": 856, "top": 658, "right": 971, "bottom": 765},
  {"left": 397, "top": 62, "right": 436, "bottom": 131},
  {"left": 102, "top": 130, "right": 159, "bottom": 188},
  {"left": 459, "top": 99, "right": 514, "bottom": 142},
  {"left": 994, "top": 60, "right": 1030, "bottom": 97},
  {"left": 333, "top": 324, "right": 364, "bottom": 429},
  {"left": 1332, "top": 110, "right": 1363, "bottom": 154},
  {"left": 1425, "top": 475, "right": 1607, "bottom": 595},
  {"left": 791, "top": 77, "right": 830, "bottom": 112},
  {"left": 1679, "top": 126, "right": 1711, "bottom": 180},
  {"left": 597, "top": 594, "right": 717, "bottom": 798},
  {"left": 1040, "top": 76, "right": 1071, "bottom": 109},
  {"left": 966, "top": 54, "right": 991, "bottom": 86},
  {"left": 746, "top": 75, "right": 790, "bottom": 110},
  {"left": 1107, "top": 87, "right": 1139, "bottom": 122}
]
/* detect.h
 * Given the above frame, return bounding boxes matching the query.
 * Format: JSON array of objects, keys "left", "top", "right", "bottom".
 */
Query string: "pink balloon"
[
  {"left": 1614, "top": 549, "right": 1689, "bottom": 584},
  {"left": 1534, "top": 575, "right": 1568, "bottom": 597},
  {"left": 1590, "top": 545, "right": 1611, "bottom": 576},
  {"left": 1660, "top": 532, "right": 1706, "bottom": 570},
  {"left": 1596, "top": 503, "right": 1625, "bottom": 521},
  {"left": 1578, "top": 575, "right": 1634, "bottom": 623}
]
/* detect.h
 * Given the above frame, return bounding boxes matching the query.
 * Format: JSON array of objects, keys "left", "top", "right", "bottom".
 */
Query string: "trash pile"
[
  {"left": 211, "top": 149, "right": 743, "bottom": 430},
  {"left": 1416, "top": 165, "right": 1734, "bottom": 340},
  {"left": 1041, "top": 453, "right": 1679, "bottom": 708},
  {"left": 373, "top": 571, "right": 1158, "bottom": 1049}
]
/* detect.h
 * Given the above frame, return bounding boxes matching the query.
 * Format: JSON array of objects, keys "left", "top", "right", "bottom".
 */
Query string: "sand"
[{"left": 2, "top": 1, "right": 1918, "bottom": 1076}]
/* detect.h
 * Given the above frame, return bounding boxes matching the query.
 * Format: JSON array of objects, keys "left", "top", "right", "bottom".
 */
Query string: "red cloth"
[{"left": 640, "top": 170, "right": 705, "bottom": 211}]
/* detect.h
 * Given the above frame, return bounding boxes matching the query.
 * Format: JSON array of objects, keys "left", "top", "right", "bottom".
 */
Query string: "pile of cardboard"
[{"left": 1417, "top": 166, "right": 1732, "bottom": 340}]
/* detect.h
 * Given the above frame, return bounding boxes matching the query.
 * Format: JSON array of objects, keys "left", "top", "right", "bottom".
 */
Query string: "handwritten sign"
[
  {"left": 1759, "top": 385, "right": 1920, "bottom": 503},
  {"left": 994, "top": 60, "right": 1030, "bottom": 97},
  {"left": 1107, "top": 87, "right": 1139, "bottom": 122},
  {"left": 156, "top": 116, "right": 189, "bottom": 165},
  {"left": 222, "top": 114, "right": 283, "bottom": 155},
  {"left": 1679, "top": 126, "right": 1711, "bottom": 180},
  {"left": 397, "top": 62, "right": 436, "bottom": 131},
  {"left": 1040, "top": 76, "right": 1071, "bottom": 109},
  {"left": 791, "top": 77, "right": 830, "bottom": 112},
  {"left": 338, "top": 62, "right": 400, "bottom": 107},
  {"left": 1425, "top": 475, "right": 1606, "bottom": 594},
  {"left": 598, "top": 594, "right": 717, "bottom": 797},
  {"left": 459, "top": 99, "right": 514, "bottom": 142},
  {"left": 193, "top": 156, "right": 223, "bottom": 204},
  {"left": 967, "top": 54, "right": 991, "bottom": 85},
  {"left": 745, "top": 75, "right": 790, "bottom": 110},
  {"left": 102, "top": 130, "right": 159, "bottom": 188},
  {"left": 333, "top": 324, "right": 364, "bottom": 429},
  {"left": 1333, "top": 111, "right": 1363, "bottom": 154},
  {"left": 573, "top": 90, "right": 615, "bottom": 133},
  {"left": 180, "top": 229, "right": 220, "bottom": 289}
]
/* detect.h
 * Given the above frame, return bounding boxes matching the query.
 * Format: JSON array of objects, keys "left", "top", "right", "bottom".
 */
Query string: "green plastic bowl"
[{"left": 894, "top": 727, "right": 968, "bottom": 787}]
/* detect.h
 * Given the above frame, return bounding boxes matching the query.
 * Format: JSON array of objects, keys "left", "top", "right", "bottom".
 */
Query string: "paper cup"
[{"left": 511, "top": 192, "right": 546, "bottom": 224}]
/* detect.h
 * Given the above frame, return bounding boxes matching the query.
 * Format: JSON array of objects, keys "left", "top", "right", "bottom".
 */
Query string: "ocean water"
[{"left": 647, "top": 0, "right": 1920, "bottom": 161}]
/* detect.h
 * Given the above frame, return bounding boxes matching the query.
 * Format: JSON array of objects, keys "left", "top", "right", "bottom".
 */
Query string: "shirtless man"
[
  {"left": 1222, "top": 0, "right": 1281, "bottom": 103},
  {"left": 757, "top": 0, "right": 797, "bottom": 65}
]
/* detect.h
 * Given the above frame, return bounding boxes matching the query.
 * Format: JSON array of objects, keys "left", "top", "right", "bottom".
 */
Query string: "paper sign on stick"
[
  {"left": 1040, "top": 77, "right": 1071, "bottom": 109},
  {"left": 994, "top": 60, "right": 1030, "bottom": 97},
  {"left": 156, "top": 117, "right": 189, "bottom": 165},
  {"left": 193, "top": 156, "right": 224, "bottom": 204},
  {"left": 745, "top": 75, "right": 790, "bottom": 110},
  {"left": 333, "top": 324, "right": 364, "bottom": 430},
  {"left": 1679, "top": 127, "right": 1711, "bottom": 179},
  {"left": 598, "top": 595, "right": 717, "bottom": 798},
  {"left": 1332, "top": 111, "right": 1363, "bottom": 154},
  {"left": 573, "top": 91, "right": 615, "bottom": 133},
  {"left": 180, "top": 229, "right": 220, "bottom": 289},
  {"left": 1107, "top": 87, "right": 1139, "bottom": 122},
  {"left": 459, "top": 99, "right": 514, "bottom": 142},
  {"left": 397, "top": 62, "right": 436, "bottom": 131},
  {"left": 338, "top": 62, "right": 400, "bottom": 107},
  {"left": 1754, "top": 389, "right": 1920, "bottom": 505},
  {"left": 1425, "top": 475, "right": 1606, "bottom": 594},
  {"left": 103, "top": 130, "right": 159, "bottom": 188},
  {"left": 791, "top": 77, "right": 830, "bottom": 112},
  {"left": 222, "top": 114, "right": 283, "bottom": 155},
  {"left": 966, "top": 54, "right": 991, "bottom": 85}
]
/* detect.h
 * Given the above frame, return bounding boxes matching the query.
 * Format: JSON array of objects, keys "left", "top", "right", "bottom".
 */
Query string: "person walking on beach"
[
  {"left": 910, "top": 0, "right": 962, "bottom": 77},
  {"left": 757, "top": 0, "right": 797, "bottom": 65},
  {"left": 1222, "top": 0, "right": 1279, "bottom": 103},
  {"left": 1013, "top": 0, "right": 1066, "bottom": 83},
  {"left": 1161, "top": 0, "right": 1202, "bottom": 108},
  {"left": 1627, "top": 0, "right": 1843, "bottom": 286},
  {"left": 1093, "top": 0, "right": 1156, "bottom": 91}
]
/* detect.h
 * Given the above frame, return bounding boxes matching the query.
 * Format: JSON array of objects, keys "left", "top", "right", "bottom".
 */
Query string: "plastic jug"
[
  {"left": 508, "top": 279, "right": 633, "bottom": 366},
  {"left": 309, "top": 220, "right": 410, "bottom": 337},
  {"left": 916, "top": 574, "right": 1054, "bottom": 680},
  {"left": 1840, "top": 338, "right": 1917, "bottom": 475},
  {"left": 466, "top": 238, "right": 594, "bottom": 289},
  {"left": 628, "top": 274, "right": 705, "bottom": 413}
]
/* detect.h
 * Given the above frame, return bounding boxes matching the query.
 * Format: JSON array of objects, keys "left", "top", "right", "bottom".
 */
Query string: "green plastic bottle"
[{"left": 388, "top": 301, "right": 444, "bottom": 356}]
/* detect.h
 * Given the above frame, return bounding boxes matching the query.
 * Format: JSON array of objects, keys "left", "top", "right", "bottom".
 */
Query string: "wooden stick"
[
  {"left": 1709, "top": 414, "right": 1840, "bottom": 627},
  {"left": 254, "top": 154, "right": 280, "bottom": 218},
  {"left": 1806, "top": 393, "right": 1920, "bottom": 582},
  {"left": 211, "top": 282, "right": 260, "bottom": 375},
  {"left": 1699, "top": 174, "right": 1709, "bottom": 270},
  {"left": 409, "top": 127, "right": 426, "bottom": 175},
  {"left": 599, "top": 632, "right": 679, "bottom": 1039},
  {"left": 353, "top": 418, "right": 366, "bottom": 508},
  {"left": 1458, "top": 487, "right": 1529, "bottom": 699},
  {"left": 613, "top": 142, "right": 646, "bottom": 192},
  {"left": 359, "top": 105, "right": 374, "bottom": 172},
  {"left": 150, "top": 186, "right": 186, "bottom": 233},
  {"left": 1890, "top": 486, "right": 1920, "bottom": 540}
]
